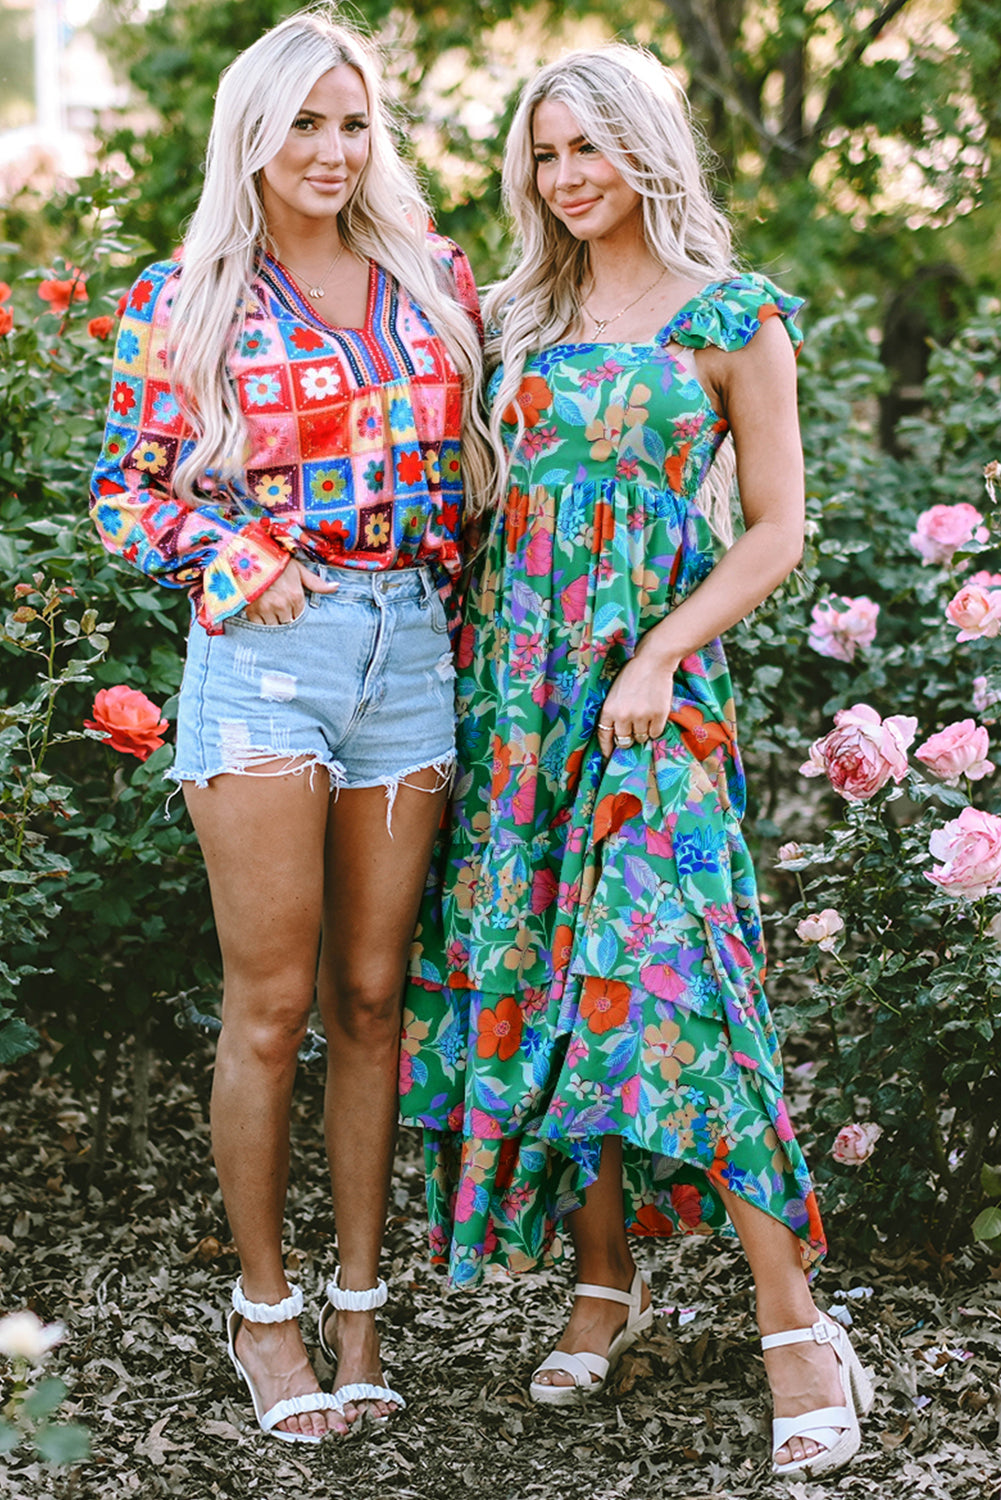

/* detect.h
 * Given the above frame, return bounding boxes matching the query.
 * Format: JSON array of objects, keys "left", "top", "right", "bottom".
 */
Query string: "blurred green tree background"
[{"left": 88, "top": 0, "right": 1000, "bottom": 325}]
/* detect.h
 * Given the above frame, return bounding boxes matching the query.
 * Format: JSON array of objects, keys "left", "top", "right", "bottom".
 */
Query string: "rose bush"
[{"left": 910, "top": 502, "right": 988, "bottom": 565}]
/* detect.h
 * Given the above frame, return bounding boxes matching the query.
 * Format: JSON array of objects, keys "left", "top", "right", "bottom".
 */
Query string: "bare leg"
[
  {"left": 532, "top": 1137, "right": 652, "bottom": 1388},
  {"left": 717, "top": 1184, "right": 844, "bottom": 1470},
  {"left": 185, "top": 767, "right": 346, "bottom": 1438},
  {"left": 316, "top": 771, "right": 447, "bottom": 1423}
]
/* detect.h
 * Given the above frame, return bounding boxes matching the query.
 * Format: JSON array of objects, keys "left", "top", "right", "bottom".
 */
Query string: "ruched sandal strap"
[
  {"left": 323, "top": 1269, "right": 388, "bottom": 1312},
  {"left": 231, "top": 1276, "right": 304, "bottom": 1324},
  {"left": 332, "top": 1381, "right": 406, "bottom": 1412},
  {"left": 259, "top": 1391, "right": 342, "bottom": 1434}
]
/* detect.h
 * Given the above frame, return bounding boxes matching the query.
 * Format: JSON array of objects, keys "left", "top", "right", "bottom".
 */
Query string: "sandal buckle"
[{"left": 812, "top": 1318, "right": 837, "bottom": 1345}]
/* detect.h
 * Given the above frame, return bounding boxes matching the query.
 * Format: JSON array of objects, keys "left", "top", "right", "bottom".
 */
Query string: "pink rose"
[
  {"left": 945, "top": 584, "right": 1001, "bottom": 642},
  {"left": 926, "top": 807, "right": 1001, "bottom": 899},
  {"left": 910, "top": 502, "right": 989, "bottom": 565},
  {"left": 776, "top": 841, "right": 806, "bottom": 868},
  {"left": 796, "top": 908, "right": 845, "bottom": 951},
  {"left": 915, "top": 720, "right": 994, "bottom": 783},
  {"left": 969, "top": 570, "right": 1001, "bottom": 589},
  {"left": 832, "top": 1123, "right": 882, "bottom": 1166},
  {"left": 807, "top": 596, "right": 879, "bottom": 662},
  {"left": 800, "top": 703, "right": 917, "bottom": 802}
]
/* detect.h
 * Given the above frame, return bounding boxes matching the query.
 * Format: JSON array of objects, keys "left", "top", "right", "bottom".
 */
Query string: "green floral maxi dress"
[{"left": 400, "top": 274, "right": 827, "bottom": 1287}]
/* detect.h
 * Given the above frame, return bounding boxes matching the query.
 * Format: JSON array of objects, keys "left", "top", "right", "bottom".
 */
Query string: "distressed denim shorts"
[{"left": 171, "top": 564, "right": 457, "bottom": 822}]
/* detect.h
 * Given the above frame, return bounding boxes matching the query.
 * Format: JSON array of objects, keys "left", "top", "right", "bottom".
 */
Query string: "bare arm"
[{"left": 596, "top": 314, "right": 804, "bottom": 754}]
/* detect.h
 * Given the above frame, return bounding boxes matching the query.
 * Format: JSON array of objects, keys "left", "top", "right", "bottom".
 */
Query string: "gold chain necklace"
[
  {"left": 279, "top": 243, "right": 346, "bottom": 300},
  {"left": 583, "top": 265, "right": 668, "bottom": 338}
]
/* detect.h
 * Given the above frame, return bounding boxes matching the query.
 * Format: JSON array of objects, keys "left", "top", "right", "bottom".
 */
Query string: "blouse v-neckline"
[{"left": 263, "top": 252, "right": 380, "bottom": 335}]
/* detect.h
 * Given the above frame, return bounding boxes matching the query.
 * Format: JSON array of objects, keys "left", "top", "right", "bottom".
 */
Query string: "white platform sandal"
[
  {"left": 318, "top": 1270, "right": 406, "bottom": 1418},
  {"left": 529, "top": 1268, "right": 653, "bottom": 1405},
  {"left": 226, "top": 1277, "right": 342, "bottom": 1444},
  {"left": 763, "top": 1312, "right": 875, "bottom": 1478}
]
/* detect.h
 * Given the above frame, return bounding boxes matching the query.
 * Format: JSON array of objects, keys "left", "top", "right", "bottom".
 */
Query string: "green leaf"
[
  {"left": 22, "top": 1377, "right": 67, "bottom": 1422},
  {"left": 973, "top": 1207, "right": 1001, "bottom": 1243},
  {"left": 34, "top": 1422, "right": 91, "bottom": 1464},
  {"left": 981, "top": 1164, "right": 1001, "bottom": 1199}
]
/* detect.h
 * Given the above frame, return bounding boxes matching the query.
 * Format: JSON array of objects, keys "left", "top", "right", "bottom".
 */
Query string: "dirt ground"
[{"left": 2, "top": 1038, "right": 1000, "bottom": 1500}]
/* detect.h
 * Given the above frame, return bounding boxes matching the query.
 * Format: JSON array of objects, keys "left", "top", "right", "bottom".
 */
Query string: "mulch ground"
[{"left": 2, "top": 1036, "right": 1000, "bottom": 1500}]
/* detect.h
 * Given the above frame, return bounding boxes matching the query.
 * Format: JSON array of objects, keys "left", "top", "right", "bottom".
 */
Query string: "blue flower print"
[
  {"left": 151, "top": 390, "right": 180, "bottom": 424},
  {"left": 206, "top": 571, "right": 238, "bottom": 601},
  {"left": 116, "top": 329, "right": 140, "bottom": 364},
  {"left": 244, "top": 372, "right": 282, "bottom": 408}
]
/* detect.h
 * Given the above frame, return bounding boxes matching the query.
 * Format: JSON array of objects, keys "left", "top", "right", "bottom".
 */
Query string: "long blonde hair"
[
  {"left": 169, "top": 5, "right": 492, "bottom": 513},
  {"left": 484, "top": 45, "right": 738, "bottom": 541}
]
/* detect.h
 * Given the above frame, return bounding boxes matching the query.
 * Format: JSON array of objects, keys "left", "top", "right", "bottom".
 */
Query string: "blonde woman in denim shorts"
[{"left": 90, "top": 8, "right": 490, "bottom": 1444}]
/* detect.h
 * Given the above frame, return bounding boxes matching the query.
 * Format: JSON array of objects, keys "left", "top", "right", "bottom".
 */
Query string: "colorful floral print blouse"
[{"left": 90, "top": 235, "right": 479, "bottom": 631}]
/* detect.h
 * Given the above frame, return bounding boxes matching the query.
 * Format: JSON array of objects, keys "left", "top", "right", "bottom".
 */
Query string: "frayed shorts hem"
[{"left": 165, "top": 749, "right": 455, "bottom": 832}]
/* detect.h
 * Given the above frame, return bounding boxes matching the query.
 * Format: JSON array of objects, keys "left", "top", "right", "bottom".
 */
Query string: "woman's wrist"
[{"left": 635, "top": 623, "right": 684, "bottom": 674}]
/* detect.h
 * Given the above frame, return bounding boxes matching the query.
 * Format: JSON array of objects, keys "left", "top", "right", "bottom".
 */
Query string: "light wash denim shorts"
[{"left": 171, "top": 564, "right": 456, "bottom": 824}]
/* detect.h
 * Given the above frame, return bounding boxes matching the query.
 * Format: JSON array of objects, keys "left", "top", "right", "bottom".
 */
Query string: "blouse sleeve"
[
  {"left": 665, "top": 273, "right": 805, "bottom": 357},
  {"left": 88, "top": 260, "right": 293, "bottom": 633},
  {"left": 427, "top": 232, "right": 483, "bottom": 343}
]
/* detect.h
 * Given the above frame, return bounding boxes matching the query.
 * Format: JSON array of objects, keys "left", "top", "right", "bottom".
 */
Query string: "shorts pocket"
[
  {"left": 427, "top": 589, "right": 450, "bottom": 635},
  {"left": 226, "top": 602, "right": 310, "bottom": 633}
]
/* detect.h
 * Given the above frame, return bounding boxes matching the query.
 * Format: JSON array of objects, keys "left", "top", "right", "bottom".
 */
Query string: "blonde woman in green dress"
[{"left": 401, "top": 46, "right": 872, "bottom": 1478}]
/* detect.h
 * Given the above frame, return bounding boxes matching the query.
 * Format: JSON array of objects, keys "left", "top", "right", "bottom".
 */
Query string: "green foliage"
[
  {"left": 0, "top": 1353, "right": 90, "bottom": 1466},
  {"left": 0, "top": 185, "right": 217, "bottom": 1087}
]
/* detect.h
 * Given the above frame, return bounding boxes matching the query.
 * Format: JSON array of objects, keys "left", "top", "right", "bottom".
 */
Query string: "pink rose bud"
[
  {"left": 915, "top": 720, "right": 994, "bottom": 783},
  {"left": 807, "top": 595, "right": 879, "bottom": 662},
  {"left": 984, "top": 460, "right": 1001, "bottom": 502},
  {"left": 800, "top": 703, "right": 917, "bottom": 802},
  {"left": 910, "top": 502, "right": 989, "bottom": 566},
  {"left": 832, "top": 1122, "right": 882, "bottom": 1166},
  {"left": 795, "top": 908, "right": 845, "bottom": 951},
  {"left": 776, "top": 841, "right": 805, "bottom": 866},
  {"left": 945, "top": 584, "right": 1001, "bottom": 642},
  {"left": 926, "top": 807, "right": 1001, "bottom": 900}
]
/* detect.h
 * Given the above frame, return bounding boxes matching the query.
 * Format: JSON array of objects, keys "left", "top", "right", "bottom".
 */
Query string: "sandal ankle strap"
[
  {"left": 324, "top": 1268, "right": 388, "bottom": 1312},
  {"left": 231, "top": 1276, "right": 304, "bottom": 1324},
  {"left": 761, "top": 1317, "right": 841, "bottom": 1352}
]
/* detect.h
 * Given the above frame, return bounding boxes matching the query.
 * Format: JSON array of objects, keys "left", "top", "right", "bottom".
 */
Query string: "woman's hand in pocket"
[{"left": 243, "top": 561, "right": 339, "bottom": 626}]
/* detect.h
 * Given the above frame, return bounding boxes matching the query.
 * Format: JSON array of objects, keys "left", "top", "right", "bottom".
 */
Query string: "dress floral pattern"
[{"left": 400, "top": 274, "right": 826, "bottom": 1287}]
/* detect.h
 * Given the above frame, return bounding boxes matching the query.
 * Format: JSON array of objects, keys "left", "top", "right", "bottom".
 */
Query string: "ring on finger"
[{"left": 598, "top": 721, "right": 613, "bottom": 731}]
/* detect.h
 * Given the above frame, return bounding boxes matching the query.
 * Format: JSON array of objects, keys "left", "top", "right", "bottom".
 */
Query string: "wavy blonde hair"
[
  {"left": 483, "top": 44, "right": 738, "bottom": 541},
  {"left": 169, "top": 5, "right": 492, "bottom": 513}
]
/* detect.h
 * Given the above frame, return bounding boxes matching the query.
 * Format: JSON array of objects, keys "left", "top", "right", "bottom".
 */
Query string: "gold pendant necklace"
[
  {"left": 280, "top": 243, "right": 346, "bottom": 300},
  {"left": 584, "top": 265, "right": 668, "bottom": 338}
]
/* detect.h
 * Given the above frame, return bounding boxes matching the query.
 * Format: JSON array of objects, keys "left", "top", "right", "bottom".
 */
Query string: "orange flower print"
[
  {"left": 579, "top": 977, "right": 631, "bottom": 1034},
  {"left": 502, "top": 375, "right": 553, "bottom": 429},
  {"left": 633, "top": 1203, "right": 674, "bottom": 1236},
  {"left": 505, "top": 486, "right": 530, "bottom": 553},
  {"left": 476, "top": 996, "right": 524, "bottom": 1061}
]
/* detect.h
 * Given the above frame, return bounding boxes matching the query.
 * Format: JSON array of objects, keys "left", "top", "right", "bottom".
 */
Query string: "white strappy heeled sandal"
[
  {"left": 763, "top": 1312, "right": 875, "bottom": 1478},
  {"left": 529, "top": 1268, "right": 653, "bottom": 1405},
  {"left": 226, "top": 1277, "right": 342, "bottom": 1444},
  {"left": 318, "top": 1269, "right": 406, "bottom": 1419}
]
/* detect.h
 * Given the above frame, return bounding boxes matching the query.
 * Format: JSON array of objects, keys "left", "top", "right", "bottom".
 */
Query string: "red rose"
[
  {"left": 88, "top": 315, "right": 116, "bottom": 340},
  {"left": 38, "top": 271, "right": 88, "bottom": 314},
  {"left": 0, "top": 282, "right": 10, "bottom": 302},
  {"left": 84, "top": 686, "right": 168, "bottom": 761},
  {"left": 0, "top": 307, "right": 12, "bottom": 337}
]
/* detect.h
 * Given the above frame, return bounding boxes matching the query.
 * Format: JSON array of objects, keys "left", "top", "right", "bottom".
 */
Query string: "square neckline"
[{"left": 546, "top": 276, "right": 732, "bottom": 355}]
